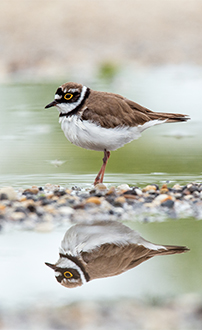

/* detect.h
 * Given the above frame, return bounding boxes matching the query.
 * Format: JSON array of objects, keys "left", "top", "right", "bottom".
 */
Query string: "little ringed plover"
[{"left": 45, "top": 82, "right": 189, "bottom": 185}]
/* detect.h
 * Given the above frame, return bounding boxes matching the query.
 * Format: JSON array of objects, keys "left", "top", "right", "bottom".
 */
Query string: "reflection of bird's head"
[{"left": 45, "top": 253, "right": 90, "bottom": 288}]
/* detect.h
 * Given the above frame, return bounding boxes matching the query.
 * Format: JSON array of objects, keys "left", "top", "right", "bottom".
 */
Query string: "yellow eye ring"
[
  {"left": 64, "top": 93, "right": 73, "bottom": 100},
  {"left": 64, "top": 271, "right": 73, "bottom": 279}
]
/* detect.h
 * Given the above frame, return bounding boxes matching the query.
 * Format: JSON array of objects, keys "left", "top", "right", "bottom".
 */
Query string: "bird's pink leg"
[{"left": 94, "top": 149, "right": 110, "bottom": 185}]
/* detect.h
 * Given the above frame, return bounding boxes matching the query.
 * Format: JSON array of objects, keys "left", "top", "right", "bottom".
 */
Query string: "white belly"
[{"left": 59, "top": 116, "right": 165, "bottom": 152}]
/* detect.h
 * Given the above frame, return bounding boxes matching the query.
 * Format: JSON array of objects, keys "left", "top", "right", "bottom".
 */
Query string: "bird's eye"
[
  {"left": 64, "top": 271, "right": 73, "bottom": 278},
  {"left": 64, "top": 93, "right": 73, "bottom": 100}
]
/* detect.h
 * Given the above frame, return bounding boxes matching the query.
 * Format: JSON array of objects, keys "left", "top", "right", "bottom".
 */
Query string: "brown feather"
[
  {"left": 81, "top": 90, "right": 189, "bottom": 129},
  {"left": 81, "top": 243, "right": 189, "bottom": 280}
]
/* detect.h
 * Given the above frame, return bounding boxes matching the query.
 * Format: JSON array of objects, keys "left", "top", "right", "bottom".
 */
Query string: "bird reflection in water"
[{"left": 45, "top": 221, "right": 189, "bottom": 288}]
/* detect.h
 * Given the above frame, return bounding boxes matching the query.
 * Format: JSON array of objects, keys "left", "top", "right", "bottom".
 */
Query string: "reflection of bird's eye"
[{"left": 64, "top": 271, "right": 73, "bottom": 279}]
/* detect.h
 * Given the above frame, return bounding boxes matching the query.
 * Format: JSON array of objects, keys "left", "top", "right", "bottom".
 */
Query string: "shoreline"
[{"left": 0, "top": 181, "right": 202, "bottom": 231}]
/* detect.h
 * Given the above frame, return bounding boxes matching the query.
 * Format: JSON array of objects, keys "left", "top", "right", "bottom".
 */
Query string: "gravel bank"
[{"left": 0, "top": 181, "right": 202, "bottom": 231}]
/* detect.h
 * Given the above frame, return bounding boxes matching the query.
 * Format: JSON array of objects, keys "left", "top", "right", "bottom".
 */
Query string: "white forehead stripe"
[
  {"left": 55, "top": 94, "right": 62, "bottom": 100},
  {"left": 63, "top": 88, "right": 80, "bottom": 93},
  {"left": 68, "top": 88, "right": 80, "bottom": 93}
]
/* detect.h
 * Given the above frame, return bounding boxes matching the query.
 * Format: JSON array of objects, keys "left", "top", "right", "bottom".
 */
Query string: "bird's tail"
[
  {"left": 148, "top": 111, "right": 190, "bottom": 123},
  {"left": 152, "top": 244, "right": 190, "bottom": 257}
]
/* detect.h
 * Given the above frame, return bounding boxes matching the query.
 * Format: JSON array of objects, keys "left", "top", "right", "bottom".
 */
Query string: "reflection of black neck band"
[
  {"left": 59, "top": 253, "right": 90, "bottom": 282},
  {"left": 59, "top": 88, "right": 91, "bottom": 118}
]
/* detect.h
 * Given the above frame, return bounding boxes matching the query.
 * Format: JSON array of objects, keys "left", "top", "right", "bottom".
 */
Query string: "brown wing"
[
  {"left": 81, "top": 242, "right": 189, "bottom": 281},
  {"left": 81, "top": 243, "right": 150, "bottom": 280},
  {"left": 81, "top": 91, "right": 189, "bottom": 128},
  {"left": 81, "top": 91, "right": 151, "bottom": 128}
]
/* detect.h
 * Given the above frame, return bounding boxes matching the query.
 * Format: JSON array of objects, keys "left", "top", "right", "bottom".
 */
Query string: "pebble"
[
  {"left": 1, "top": 181, "right": 202, "bottom": 230},
  {"left": 160, "top": 184, "right": 169, "bottom": 194},
  {"left": 0, "top": 186, "right": 17, "bottom": 200},
  {"left": 85, "top": 197, "right": 102, "bottom": 205},
  {"left": 114, "top": 196, "right": 126, "bottom": 206},
  {"left": 116, "top": 184, "right": 130, "bottom": 194},
  {"left": 23, "top": 187, "right": 39, "bottom": 195},
  {"left": 94, "top": 183, "right": 107, "bottom": 191},
  {"left": 142, "top": 185, "right": 157, "bottom": 192}
]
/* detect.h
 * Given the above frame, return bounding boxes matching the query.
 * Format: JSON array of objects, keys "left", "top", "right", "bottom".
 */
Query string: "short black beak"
[
  {"left": 45, "top": 262, "right": 56, "bottom": 270},
  {"left": 45, "top": 100, "right": 58, "bottom": 109}
]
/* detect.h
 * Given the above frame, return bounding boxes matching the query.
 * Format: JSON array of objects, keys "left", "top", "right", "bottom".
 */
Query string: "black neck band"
[
  {"left": 59, "top": 87, "right": 91, "bottom": 118},
  {"left": 59, "top": 253, "right": 90, "bottom": 282}
]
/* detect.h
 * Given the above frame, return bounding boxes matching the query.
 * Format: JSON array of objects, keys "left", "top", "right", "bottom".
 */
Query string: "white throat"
[{"left": 56, "top": 85, "right": 88, "bottom": 114}]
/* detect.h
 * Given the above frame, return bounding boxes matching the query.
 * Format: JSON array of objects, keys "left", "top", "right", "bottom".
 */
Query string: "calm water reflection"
[
  {"left": 0, "top": 219, "right": 200, "bottom": 310},
  {"left": 45, "top": 221, "right": 189, "bottom": 288}
]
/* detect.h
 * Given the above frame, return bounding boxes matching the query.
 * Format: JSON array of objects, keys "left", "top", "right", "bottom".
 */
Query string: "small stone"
[
  {"left": 71, "top": 186, "right": 81, "bottom": 191},
  {"left": 11, "top": 212, "right": 26, "bottom": 221},
  {"left": 57, "top": 198, "right": 68, "bottom": 205},
  {"left": 43, "top": 205, "right": 56, "bottom": 214},
  {"left": 172, "top": 193, "right": 182, "bottom": 199},
  {"left": 187, "top": 185, "right": 199, "bottom": 193},
  {"left": 172, "top": 184, "right": 183, "bottom": 191},
  {"left": 161, "top": 199, "right": 175, "bottom": 208},
  {"left": 59, "top": 206, "right": 74, "bottom": 215},
  {"left": 183, "top": 189, "right": 191, "bottom": 195},
  {"left": 0, "top": 193, "right": 8, "bottom": 200},
  {"left": 123, "top": 194, "right": 137, "bottom": 200},
  {"left": 54, "top": 190, "right": 67, "bottom": 197},
  {"left": 160, "top": 184, "right": 169, "bottom": 194},
  {"left": 106, "top": 186, "right": 116, "bottom": 195},
  {"left": 0, "top": 204, "right": 6, "bottom": 211},
  {"left": 47, "top": 193, "right": 55, "bottom": 199},
  {"left": 153, "top": 194, "right": 174, "bottom": 206},
  {"left": 114, "top": 196, "right": 126, "bottom": 205},
  {"left": 117, "top": 184, "right": 130, "bottom": 194},
  {"left": 184, "top": 195, "right": 194, "bottom": 200},
  {"left": 27, "top": 204, "right": 36, "bottom": 213},
  {"left": 193, "top": 191, "right": 200, "bottom": 197},
  {"left": 142, "top": 185, "right": 157, "bottom": 192},
  {"left": 85, "top": 197, "right": 102, "bottom": 205},
  {"left": 45, "top": 183, "right": 60, "bottom": 191},
  {"left": 19, "top": 195, "right": 27, "bottom": 202},
  {"left": 134, "top": 188, "right": 143, "bottom": 196},
  {"left": 94, "top": 183, "right": 107, "bottom": 190},
  {"left": 0, "top": 186, "right": 17, "bottom": 201},
  {"left": 23, "top": 187, "right": 39, "bottom": 195}
]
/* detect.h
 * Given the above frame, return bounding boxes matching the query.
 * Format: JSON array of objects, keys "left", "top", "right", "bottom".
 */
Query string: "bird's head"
[
  {"left": 45, "top": 82, "right": 89, "bottom": 115},
  {"left": 45, "top": 253, "right": 89, "bottom": 288}
]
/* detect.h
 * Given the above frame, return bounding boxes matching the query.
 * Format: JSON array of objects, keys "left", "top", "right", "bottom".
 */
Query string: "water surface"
[{"left": 0, "top": 218, "right": 200, "bottom": 311}]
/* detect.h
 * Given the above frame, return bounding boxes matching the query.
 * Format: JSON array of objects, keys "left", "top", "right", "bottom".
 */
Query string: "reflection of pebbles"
[{"left": 46, "top": 221, "right": 189, "bottom": 288}]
